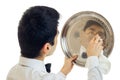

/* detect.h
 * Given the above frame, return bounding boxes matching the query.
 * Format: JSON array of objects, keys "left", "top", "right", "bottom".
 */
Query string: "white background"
[{"left": 0, "top": 0, "right": 120, "bottom": 80}]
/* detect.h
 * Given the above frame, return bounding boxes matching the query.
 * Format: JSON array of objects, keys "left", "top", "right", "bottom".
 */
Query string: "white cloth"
[
  {"left": 79, "top": 46, "right": 111, "bottom": 74},
  {"left": 7, "top": 56, "right": 66, "bottom": 80},
  {"left": 86, "top": 56, "right": 103, "bottom": 80}
]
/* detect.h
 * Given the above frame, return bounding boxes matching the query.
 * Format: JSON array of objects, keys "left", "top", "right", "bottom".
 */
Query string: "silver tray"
[{"left": 60, "top": 11, "right": 114, "bottom": 67}]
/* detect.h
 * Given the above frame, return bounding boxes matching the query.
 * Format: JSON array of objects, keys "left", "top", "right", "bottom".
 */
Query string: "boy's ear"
[{"left": 42, "top": 43, "right": 51, "bottom": 54}]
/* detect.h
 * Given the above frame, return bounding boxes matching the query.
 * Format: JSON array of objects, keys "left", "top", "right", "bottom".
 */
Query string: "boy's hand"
[
  {"left": 87, "top": 34, "right": 103, "bottom": 57},
  {"left": 61, "top": 55, "right": 78, "bottom": 75}
]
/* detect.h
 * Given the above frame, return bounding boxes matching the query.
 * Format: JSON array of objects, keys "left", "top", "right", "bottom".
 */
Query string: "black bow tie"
[
  {"left": 45, "top": 63, "right": 51, "bottom": 73},
  {"left": 82, "top": 52, "right": 88, "bottom": 58}
]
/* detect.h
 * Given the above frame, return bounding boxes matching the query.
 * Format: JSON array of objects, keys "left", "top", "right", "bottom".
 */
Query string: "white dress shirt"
[
  {"left": 7, "top": 56, "right": 66, "bottom": 80},
  {"left": 79, "top": 46, "right": 111, "bottom": 74},
  {"left": 7, "top": 56, "right": 104, "bottom": 80}
]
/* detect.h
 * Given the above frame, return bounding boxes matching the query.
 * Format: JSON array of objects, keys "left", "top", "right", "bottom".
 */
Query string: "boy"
[{"left": 7, "top": 6, "right": 103, "bottom": 80}]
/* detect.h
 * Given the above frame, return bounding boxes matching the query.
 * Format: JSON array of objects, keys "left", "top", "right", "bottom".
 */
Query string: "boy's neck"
[{"left": 36, "top": 56, "right": 45, "bottom": 61}]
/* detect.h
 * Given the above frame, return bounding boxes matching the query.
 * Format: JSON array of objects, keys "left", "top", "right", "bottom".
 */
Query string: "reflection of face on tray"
[
  {"left": 80, "top": 20, "right": 106, "bottom": 49},
  {"left": 79, "top": 20, "right": 106, "bottom": 59}
]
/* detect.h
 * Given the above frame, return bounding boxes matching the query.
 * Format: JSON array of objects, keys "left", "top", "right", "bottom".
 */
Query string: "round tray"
[{"left": 60, "top": 11, "right": 114, "bottom": 67}]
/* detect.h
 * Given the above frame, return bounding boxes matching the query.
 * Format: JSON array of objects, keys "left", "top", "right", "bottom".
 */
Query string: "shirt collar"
[
  {"left": 79, "top": 45, "right": 87, "bottom": 62},
  {"left": 19, "top": 56, "right": 47, "bottom": 72},
  {"left": 80, "top": 45, "right": 86, "bottom": 54}
]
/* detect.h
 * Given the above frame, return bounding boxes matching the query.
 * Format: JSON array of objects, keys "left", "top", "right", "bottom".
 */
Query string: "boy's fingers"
[
  {"left": 98, "top": 39, "right": 103, "bottom": 45},
  {"left": 99, "top": 46, "right": 104, "bottom": 50},
  {"left": 70, "top": 55, "right": 78, "bottom": 61},
  {"left": 95, "top": 35, "right": 101, "bottom": 43},
  {"left": 91, "top": 34, "right": 100, "bottom": 43}
]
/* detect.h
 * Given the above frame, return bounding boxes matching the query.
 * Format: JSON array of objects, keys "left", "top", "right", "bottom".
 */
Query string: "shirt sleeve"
[
  {"left": 42, "top": 72, "right": 66, "bottom": 80},
  {"left": 85, "top": 56, "right": 103, "bottom": 80},
  {"left": 99, "top": 53, "right": 111, "bottom": 74}
]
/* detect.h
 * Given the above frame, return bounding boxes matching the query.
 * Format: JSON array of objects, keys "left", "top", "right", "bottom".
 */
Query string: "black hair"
[
  {"left": 18, "top": 6, "right": 59, "bottom": 58},
  {"left": 83, "top": 20, "right": 103, "bottom": 31}
]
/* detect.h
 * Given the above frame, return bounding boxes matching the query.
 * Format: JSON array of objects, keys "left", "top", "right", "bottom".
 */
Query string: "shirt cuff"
[
  {"left": 85, "top": 56, "right": 99, "bottom": 70},
  {"left": 56, "top": 72, "right": 66, "bottom": 79}
]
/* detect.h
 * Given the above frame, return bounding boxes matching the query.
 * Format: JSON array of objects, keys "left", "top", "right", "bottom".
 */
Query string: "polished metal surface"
[{"left": 60, "top": 11, "right": 114, "bottom": 67}]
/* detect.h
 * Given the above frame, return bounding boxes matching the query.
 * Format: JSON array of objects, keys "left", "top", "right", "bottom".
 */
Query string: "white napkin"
[
  {"left": 79, "top": 46, "right": 111, "bottom": 74},
  {"left": 99, "top": 50, "right": 111, "bottom": 74}
]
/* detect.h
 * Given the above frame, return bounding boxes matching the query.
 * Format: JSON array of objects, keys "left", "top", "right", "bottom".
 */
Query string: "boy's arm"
[
  {"left": 86, "top": 56, "right": 103, "bottom": 80},
  {"left": 86, "top": 34, "right": 104, "bottom": 80}
]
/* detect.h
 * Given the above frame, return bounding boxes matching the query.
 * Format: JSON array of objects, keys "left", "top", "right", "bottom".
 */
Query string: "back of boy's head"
[{"left": 18, "top": 6, "right": 59, "bottom": 58}]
